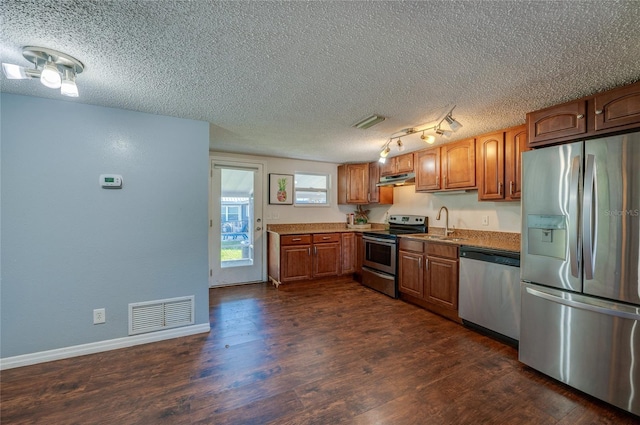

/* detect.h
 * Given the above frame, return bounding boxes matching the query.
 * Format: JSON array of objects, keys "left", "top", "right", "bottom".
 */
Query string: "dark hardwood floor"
[{"left": 1, "top": 278, "right": 638, "bottom": 424}]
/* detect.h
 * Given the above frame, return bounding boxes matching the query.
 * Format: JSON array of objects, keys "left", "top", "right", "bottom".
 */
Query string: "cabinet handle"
[
  {"left": 595, "top": 109, "right": 603, "bottom": 115},
  {"left": 292, "top": 238, "right": 302, "bottom": 242},
  {"left": 510, "top": 181, "right": 514, "bottom": 195},
  {"left": 367, "top": 193, "right": 370, "bottom": 201},
  {"left": 425, "top": 258, "right": 429, "bottom": 270},
  {"left": 322, "top": 236, "right": 330, "bottom": 240},
  {"left": 577, "top": 114, "right": 584, "bottom": 119},
  {"left": 498, "top": 182, "right": 503, "bottom": 195},
  {"left": 314, "top": 246, "right": 317, "bottom": 255},
  {"left": 308, "top": 247, "right": 311, "bottom": 256}
]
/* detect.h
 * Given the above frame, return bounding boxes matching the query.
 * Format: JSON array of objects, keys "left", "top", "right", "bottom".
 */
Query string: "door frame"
[{"left": 209, "top": 155, "right": 267, "bottom": 287}]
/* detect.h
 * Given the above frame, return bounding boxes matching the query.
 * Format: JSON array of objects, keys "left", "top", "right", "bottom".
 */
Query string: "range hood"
[{"left": 377, "top": 172, "right": 416, "bottom": 187}]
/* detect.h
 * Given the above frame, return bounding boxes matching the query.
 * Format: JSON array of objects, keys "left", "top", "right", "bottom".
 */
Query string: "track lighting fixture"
[
  {"left": 375, "top": 105, "right": 463, "bottom": 160},
  {"left": 1, "top": 46, "right": 84, "bottom": 97}
]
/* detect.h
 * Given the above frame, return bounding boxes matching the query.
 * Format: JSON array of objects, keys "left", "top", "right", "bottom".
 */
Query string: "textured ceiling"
[{"left": 1, "top": 1, "right": 639, "bottom": 163}]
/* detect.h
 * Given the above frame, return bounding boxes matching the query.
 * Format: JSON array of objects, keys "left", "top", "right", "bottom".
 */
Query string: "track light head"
[
  {"left": 436, "top": 128, "right": 452, "bottom": 138},
  {"left": 380, "top": 145, "right": 391, "bottom": 158},
  {"left": 444, "top": 114, "right": 462, "bottom": 132},
  {"left": 421, "top": 132, "right": 435, "bottom": 144},
  {"left": 40, "top": 59, "right": 61, "bottom": 88},
  {"left": 397, "top": 139, "right": 405, "bottom": 151}
]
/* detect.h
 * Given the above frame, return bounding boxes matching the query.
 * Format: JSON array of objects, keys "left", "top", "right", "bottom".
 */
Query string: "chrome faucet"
[{"left": 436, "top": 206, "right": 454, "bottom": 236}]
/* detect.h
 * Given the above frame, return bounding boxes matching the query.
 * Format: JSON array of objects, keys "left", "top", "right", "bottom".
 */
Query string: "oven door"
[{"left": 362, "top": 235, "right": 396, "bottom": 275}]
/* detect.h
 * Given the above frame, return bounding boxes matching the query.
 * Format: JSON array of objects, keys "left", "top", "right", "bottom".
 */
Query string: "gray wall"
[{"left": 1, "top": 94, "right": 210, "bottom": 358}]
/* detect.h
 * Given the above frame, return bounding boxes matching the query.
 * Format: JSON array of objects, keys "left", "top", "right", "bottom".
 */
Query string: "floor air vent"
[{"left": 128, "top": 296, "right": 194, "bottom": 335}]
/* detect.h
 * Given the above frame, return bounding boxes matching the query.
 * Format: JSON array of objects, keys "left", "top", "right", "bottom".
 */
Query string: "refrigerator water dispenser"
[{"left": 527, "top": 214, "right": 566, "bottom": 260}]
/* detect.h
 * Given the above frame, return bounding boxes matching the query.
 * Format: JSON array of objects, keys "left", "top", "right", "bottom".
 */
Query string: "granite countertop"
[
  {"left": 267, "top": 223, "right": 521, "bottom": 253},
  {"left": 399, "top": 228, "right": 520, "bottom": 253},
  {"left": 267, "top": 223, "right": 385, "bottom": 235}
]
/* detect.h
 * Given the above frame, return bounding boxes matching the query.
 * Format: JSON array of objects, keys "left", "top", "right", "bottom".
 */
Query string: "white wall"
[{"left": 210, "top": 151, "right": 522, "bottom": 233}]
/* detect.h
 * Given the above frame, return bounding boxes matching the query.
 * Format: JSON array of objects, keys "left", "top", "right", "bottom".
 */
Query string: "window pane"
[
  {"left": 295, "top": 174, "right": 327, "bottom": 189},
  {"left": 295, "top": 191, "right": 327, "bottom": 204}
]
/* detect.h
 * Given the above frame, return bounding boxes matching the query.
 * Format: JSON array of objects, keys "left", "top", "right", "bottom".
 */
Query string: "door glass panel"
[{"left": 220, "top": 168, "right": 254, "bottom": 268}]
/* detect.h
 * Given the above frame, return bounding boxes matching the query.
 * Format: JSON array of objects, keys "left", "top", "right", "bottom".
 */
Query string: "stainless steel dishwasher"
[{"left": 458, "top": 246, "right": 521, "bottom": 345}]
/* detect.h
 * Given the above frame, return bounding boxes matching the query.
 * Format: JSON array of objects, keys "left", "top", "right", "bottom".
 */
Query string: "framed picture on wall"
[{"left": 269, "top": 174, "right": 294, "bottom": 205}]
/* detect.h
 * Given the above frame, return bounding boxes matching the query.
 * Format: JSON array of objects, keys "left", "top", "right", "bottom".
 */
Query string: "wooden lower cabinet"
[
  {"left": 398, "top": 238, "right": 460, "bottom": 322},
  {"left": 354, "top": 233, "right": 363, "bottom": 282},
  {"left": 268, "top": 231, "right": 357, "bottom": 286},
  {"left": 341, "top": 232, "right": 356, "bottom": 275}
]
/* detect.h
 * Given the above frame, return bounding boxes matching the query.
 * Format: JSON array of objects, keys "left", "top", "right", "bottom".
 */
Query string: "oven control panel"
[{"left": 388, "top": 215, "right": 426, "bottom": 225}]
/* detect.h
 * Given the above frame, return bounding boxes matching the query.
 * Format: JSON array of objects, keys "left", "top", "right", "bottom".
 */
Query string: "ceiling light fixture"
[
  {"left": 421, "top": 131, "right": 435, "bottom": 144},
  {"left": 1, "top": 46, "right": 84, "bottom": 97},
  {"left": 374, "top": 106, "right": 463, "bottom": 160},
  {"left": 353, "top": 114, "right": 386, "bottom": 129}
]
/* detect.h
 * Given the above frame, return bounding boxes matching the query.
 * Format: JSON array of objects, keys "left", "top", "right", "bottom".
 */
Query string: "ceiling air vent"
[{"left": 129, "top": 296, "right": 194, "bottom": 335}]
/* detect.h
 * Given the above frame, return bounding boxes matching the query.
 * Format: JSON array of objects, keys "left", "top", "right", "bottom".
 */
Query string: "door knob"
[{"left": 256, "top": 227, "right": 262, "bottom": 231}]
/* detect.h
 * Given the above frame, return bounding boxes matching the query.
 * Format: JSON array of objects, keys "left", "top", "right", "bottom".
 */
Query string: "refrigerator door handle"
[
  {"left": 583, "top": 154, "right": 597, "bottom": 280},
  {"left": 568, "top": 155, "right": 581, "bottom": 278},
  {"left": 525, "top": 285, "right": 640, "bottom": 321}
]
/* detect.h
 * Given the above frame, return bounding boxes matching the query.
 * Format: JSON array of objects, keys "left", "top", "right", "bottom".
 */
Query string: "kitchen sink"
[{"left": 414, "top": 235, "right": 467, "bottom": 242}]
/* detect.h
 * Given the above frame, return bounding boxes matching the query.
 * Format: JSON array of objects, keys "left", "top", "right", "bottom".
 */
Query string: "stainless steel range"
[{"left": 361, "top": 215, "right": 427, "bottom": 298}]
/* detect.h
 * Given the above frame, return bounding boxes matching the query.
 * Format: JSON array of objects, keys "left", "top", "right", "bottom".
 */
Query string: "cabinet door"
[
  {"left": 425, "top": 256, "right": 458, "bottom": 310},
  {"left": 415, "top": 148, "right": 441, "bottom": 191},
  {"left": 594, "top": 81, "right": 640, "bottom": 132},
  {"left": 442, "top": 138, "right": 476, "bottom": 189},
  {"left": 281, "top": 245, "right": 312, "bottom": 282},
  {"left": 527, "top": 100, "right": 587, "bottom": 147},
  {"left": 355, "top": 233, "right": 363, "bottom": 281},
  {"left": 379, "top": 157, "right": 397, "bottom": 176},
  {"left": 398, "top": 250, "right": 424, "bottom": 298},
  {"left": 313, "top": 242, "right": 341, "bottom": 277},
  {"left": 368, "top": 162, "right": 393, "bottom": 204},
  {"left": 341, "top": 233, "right": 356, "bottom": 275},
  {"left": 477, "top": 132, "right": 505, "bottom": 201},
  {"left": 504, "top": 125, "right": 528, "bottom": 200},
  {"left": 396, "top": 153, "right": 414, "bottom": 173},
  {"left": 346, "top": 163, "right": 369, "bottom": 204}
]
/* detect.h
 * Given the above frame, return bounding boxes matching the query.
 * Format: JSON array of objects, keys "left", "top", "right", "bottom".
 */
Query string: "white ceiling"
[{"left": 1, "top": 1, "right": 639, "bottom": 164}]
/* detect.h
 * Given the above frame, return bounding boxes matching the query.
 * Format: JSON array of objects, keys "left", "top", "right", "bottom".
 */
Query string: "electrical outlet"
[
  {"left": 93, "top": 308, "right": 106, "bottom": 324},
  {"left": 482, "top": 215, "right": 489, "bottom": 226}
]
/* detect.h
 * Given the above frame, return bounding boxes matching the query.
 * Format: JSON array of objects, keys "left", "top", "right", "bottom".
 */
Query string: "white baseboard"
[{"left": 0, "top": 323, "right": 211, "bottom": 370}]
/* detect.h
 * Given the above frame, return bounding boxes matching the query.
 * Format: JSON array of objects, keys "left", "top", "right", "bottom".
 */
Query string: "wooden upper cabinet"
[
  {"left": 504, "top": 125, "right": 529, "bottom": 200},
  {"left": 477, "top": 125, "right": 528, "bottom": 202},
  {"left": 415, "top": 147, "right": 441, "bottom": 191},
  {"left": 527, "top": 99, "right": 587, "bottom": 147},
  {"left": 476, "top": 131, "right": 505, "bottom": 201},
  {"left": 380, "top": 152, "right": 414, "bottom": 176},
  {"left": 442, "top": 138, "right": 476, "bottom": 189},
  {"left": 337, "top": 163, "right": 368, "bottom": 204},
  {"left": 593, "top": 81, "right": 640, "bottom": 132},
  {"left": 368, "top": 161, "right": 393, "bottom": 204},
  {"left": 526, "top": 81, "right": 640, "bottom": 147}
]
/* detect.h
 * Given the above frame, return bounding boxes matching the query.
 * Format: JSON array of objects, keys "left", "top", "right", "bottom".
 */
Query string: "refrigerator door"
[
  {"left": 583, "top": 133, "right": 640, "bottom": 305},
  {"left": 521, "top": 142, "right": 583, "bottom": 292},
  {"left": 520, "top": 282, "right": 640, "bottom": 416}
]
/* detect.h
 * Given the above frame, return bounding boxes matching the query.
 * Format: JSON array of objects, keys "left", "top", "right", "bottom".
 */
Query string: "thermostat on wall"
[{"left": 100, "top": 174, "right": 123, "bottom": 189}]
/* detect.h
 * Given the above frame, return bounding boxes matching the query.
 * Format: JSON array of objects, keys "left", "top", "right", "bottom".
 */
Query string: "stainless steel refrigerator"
[{"left": 520, "top": 132, "right": 640, "bottom": 417}]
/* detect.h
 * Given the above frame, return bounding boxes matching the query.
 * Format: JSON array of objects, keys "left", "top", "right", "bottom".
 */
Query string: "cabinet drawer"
[
  {"left": 313, "top": 233, "right": 341, "bottom": 243},
  {"left": 399, "top": 238, "right": 425, "bottom": 253},
  {"left": 281, "top": 234, "right": 312, "bottom": 245},
  {"left": 426, "top": 242, "right": 458, "bottom": 259}
]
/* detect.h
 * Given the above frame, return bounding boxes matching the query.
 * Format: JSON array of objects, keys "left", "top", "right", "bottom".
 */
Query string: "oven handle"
[
  {"left": 363, "top": 236, "right": 396, "bottom": 246},
  {"left": 362, "top": 266, "right": 395, "bottom": 280}
]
